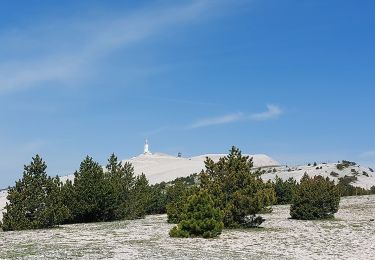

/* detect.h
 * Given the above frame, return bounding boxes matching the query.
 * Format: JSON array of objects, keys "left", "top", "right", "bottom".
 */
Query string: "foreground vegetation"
[
  {"left": 1, "top": 154, "right": 150, "bottom": 231},
  {"left": 1, "top": 147, "right": 374, "bottom": 238},
  {"left": 1, "top": 195, "right": 374, "bottom": 259}
]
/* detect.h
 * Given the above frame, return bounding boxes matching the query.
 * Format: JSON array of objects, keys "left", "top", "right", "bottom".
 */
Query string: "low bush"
[
  {"left": 290, "top": 175, "right": 340, "bottom": 220},
  {"left": 169, "top": 190, "right": 224, "bottom": 238},
  {"left": 337, "top": 160, "right": 357, "bottom": 170}
]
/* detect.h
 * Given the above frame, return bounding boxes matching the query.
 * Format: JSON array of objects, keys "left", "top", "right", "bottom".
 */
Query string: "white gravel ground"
[{"left": 0, "top": 195, "right": 374, "bottom": 259}]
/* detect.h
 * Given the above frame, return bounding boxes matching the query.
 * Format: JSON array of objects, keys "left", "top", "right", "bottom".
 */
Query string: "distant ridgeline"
[{"left": 0, "top": 145, "right": 374, "bottom": 235}]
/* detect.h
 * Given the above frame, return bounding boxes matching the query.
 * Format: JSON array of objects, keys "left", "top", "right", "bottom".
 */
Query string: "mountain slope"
[
  {"left": 123, "top": 153, "right": 279, "bottom": 184},
  {"left": 262, "top": 163, "right": 375, "bottom": 189}
]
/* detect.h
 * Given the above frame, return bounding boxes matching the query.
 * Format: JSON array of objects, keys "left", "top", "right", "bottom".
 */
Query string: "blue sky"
[{"left": 0, "top": 0, "right": 374, "bottom": 188}]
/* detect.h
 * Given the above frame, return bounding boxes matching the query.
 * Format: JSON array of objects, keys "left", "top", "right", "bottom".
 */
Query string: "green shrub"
[
  {"left": 290, "top": 175, "right": 340, "bottom": 220},
  {"left": 330, "top": 172, "right": 339, "bottom": 177},
  {"left": 200, "top": 146, "right": 276, "bottom": 228},
  {"left": 2, "top": 155, "right": 69, "bottom": 231},
  {"left": 166, "top": 181, "right": 198, "bottom": 224},
  {"left": 337, "top": 175, "right": 369, "bottom": 196},
  {"left": 336, "top": 164, "right": 345, "bottom": 170},
  {"left": 273, "top": 176, "right": 298, "bottom": 205},
  {"left": 337, "top": 160, "right": 357, "bottom": 170},
  {"left": 169, "top": 190, "right": 224, "bottom": 238}
]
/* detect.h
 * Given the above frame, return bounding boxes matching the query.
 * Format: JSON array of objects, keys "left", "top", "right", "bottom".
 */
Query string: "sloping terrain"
[
  {"left": 123, "top": 153, "right": 279, "bottom": 184},
  {"left": 262, "top": 162, "right": 375, "bottom": 189},
  {"left": 1, "top": 154, "right": 374, "bottom": 222}
]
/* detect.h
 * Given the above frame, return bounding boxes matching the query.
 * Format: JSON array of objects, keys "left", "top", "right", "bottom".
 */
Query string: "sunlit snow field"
[{"left": 1, "top": 195, "right": 374, "bottom": 260}]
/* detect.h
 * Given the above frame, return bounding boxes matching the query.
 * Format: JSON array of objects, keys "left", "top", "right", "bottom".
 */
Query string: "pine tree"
[
  {"left": 166, "top": 180, "right": 198, "bottom": 224},
  {"left": 70, "top": 156, "right": 110, "bottom": 223},
  {"left": 105, "top": 154, "right": 136, "bottom": 220},
  {"left": 290, "top": 175, "right": 340, "bottom": 220},
  {"left": 274, "top": 176, "right": 298, "bottom": 205},
  {"left": 146, "top": 183, "right": 167, "bottom": 215},
  {"left": 1, "top": 155, "right": 68, "bottom": 231},
  {"left": 169, "top": 190, "right": 224, "bottom": 238},
  {"left": 128, "top": 173, "right": 150, "bottom": 219},
  {"left": 199, "top": 146, "right": 276, "bottom": 228}
]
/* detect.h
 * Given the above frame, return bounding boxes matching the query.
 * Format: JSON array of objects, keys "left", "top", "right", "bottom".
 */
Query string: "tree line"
[
  {"left": 1, "top": 154, "right": 150, "bottom": 231},
  {"left": 1, "top": 147, "right": 374, "bottom": 238}
]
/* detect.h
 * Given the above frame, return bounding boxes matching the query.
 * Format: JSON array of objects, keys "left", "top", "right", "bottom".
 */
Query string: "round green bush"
[
  {"left": 290, "top": 175, "right": 340, "bottom": 220},
  {"left": 169, "top": 190, "right": 224, "bottom": 238}
]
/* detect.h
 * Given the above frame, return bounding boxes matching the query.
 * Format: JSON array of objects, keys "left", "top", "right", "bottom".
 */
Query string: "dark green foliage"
[
  {"left": 146, "top": 183, "right": 167, "bottom": 215},
  {"left": 337, "top": 160, "right": 356, "bottom": 170},
  {"left": 290, "top": 176, "right": 340, "bottom": 220},
  {"left": 104, "top": 154, "right": 149, "bottom": 220},
  {"left": 67, "top": 156, "right": 110, "bottom": 223},
  {"left": 337, "top": 175, "right": 369, "bottom": 197},
  {"left": 170, "top": 173, "right": 199, "bottom": 186},
  {"left": 330, "top": 172, "right": 339, "bottom": 177},
  {"left": 338, "top": 175, "right": 357, "bottom": 186},
  {"left": 64, "top": 154, "right": 151, "bottom": 224},
  {"left": 128, "top": 174, "right": 151, "bottom": 219},
  {"left": 199, "top": 146, "right": 276, "bottom": 228},
  {"left": 169, "top": 190, "right": 224, "bottom": 238},
  {"left": 166, "top": 181, "right": 198, "bottom": 224},
  {"left": 273, "top": 176, "right": 298, "bottom": 205},
  {"left": 313, "top": 162, "right": 317, "bottom": 167},
  {"left": 369, "top": 168, "right": 374, "bottom": 173},
  {"left": 370, "top": 186, "right": 375, "bottom": 194},
  {"left": 2, "top": 155, "right": 69, "bottom": 231},
  {"left": 336, "top": 164, "right": 344, "bottom": 170}
]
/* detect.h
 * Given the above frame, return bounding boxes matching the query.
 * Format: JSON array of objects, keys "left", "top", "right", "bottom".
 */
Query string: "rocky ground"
[{"left": 0, "top": 195, "right": 374, "bottom": 260}]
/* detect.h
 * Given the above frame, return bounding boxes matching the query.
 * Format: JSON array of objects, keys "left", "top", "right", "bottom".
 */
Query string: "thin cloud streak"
[
  {"left": 249, "top": 104, "right": 283, "bottom": 121},
  {"left": 0, "top": 1, "right": 222, "bottom": 94},
  {"left": 189, "top": 113, "right": 244, "bottom": 129},
  {"left": 189, "top": 104, "right": 283, "bottom": 129}
]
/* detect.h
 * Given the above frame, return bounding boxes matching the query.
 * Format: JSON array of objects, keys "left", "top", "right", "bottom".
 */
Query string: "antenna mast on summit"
[{"left": 144, "top": 139, "right": 151, "bottom": 155}]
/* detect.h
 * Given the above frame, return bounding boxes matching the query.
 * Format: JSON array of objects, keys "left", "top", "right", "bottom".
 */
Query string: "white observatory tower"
[{"left": 144, "top": 139, "right": 151, "bottom": 155}]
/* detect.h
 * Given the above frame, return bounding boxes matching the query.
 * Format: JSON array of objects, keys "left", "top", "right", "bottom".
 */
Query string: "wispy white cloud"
[
  {"left": 189, "top": 112, "right": 244, "bottom": 128},
  {"left": 0, "top": 1, "right": 224, "bottom": 94},
  {"left": 189, "top": 104, "right": 284, "bottom": 129},
  {"left": 249, "top": 104, "right": 283, "bottom": 121}
]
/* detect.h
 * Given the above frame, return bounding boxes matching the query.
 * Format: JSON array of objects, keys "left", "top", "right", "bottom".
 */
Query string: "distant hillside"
[
  {"left": 2, "top": 155, "right": 374, "bottom": 222},
  {"left": 262, "top": 161, "right": 375, "bottom": 189},
  {"left": 123, "top": 153, "right": 280, "bottom": 184}
]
